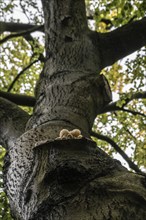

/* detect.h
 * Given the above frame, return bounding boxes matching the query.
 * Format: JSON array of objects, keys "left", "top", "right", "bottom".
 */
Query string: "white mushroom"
[
  {"left": 70, "top": 129, "right": 81, "bottom": 137},
  {"left": 59, "top": 129, "right": 70, "bottom": 139}
]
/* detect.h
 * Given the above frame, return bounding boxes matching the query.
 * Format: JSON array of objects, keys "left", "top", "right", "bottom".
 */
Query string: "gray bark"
[
  {"left": 1, "top": 0, "right": 146, "bottom": 219},
  {"left": 26, "top": 0, "right": 111, "bottom": 135},
  {"left": 3, "top": 137, "right": 146, "bottom": 220},
  {"left": 0, "top": 98, "right": 29, "bottom": 149}
]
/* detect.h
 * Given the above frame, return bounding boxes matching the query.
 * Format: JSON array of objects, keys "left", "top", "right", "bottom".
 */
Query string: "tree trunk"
[{"left": 2, "top": 0, "right": 146, "bottom": 219}]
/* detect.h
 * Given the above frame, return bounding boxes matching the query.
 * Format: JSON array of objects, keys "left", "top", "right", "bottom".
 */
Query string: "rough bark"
[
  {"left": 3, "top": 137, "right": 146, "bottom": 219},
  {"left": 1, "top": 0, "right": 146, "bottom": 219},
  {"left": 26, "top": 0, "right": 112, "bottom": 135},
  {"left": 0, "top": 98, "right": 29, "bottom": 149}
]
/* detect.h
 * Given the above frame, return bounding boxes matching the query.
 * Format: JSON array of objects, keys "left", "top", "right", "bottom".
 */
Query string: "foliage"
[
  {"left": 0, "top": 0, "right": 146, "bottom": 218},
  {"left": 94, "top": 49, "right": 146, "bottom": 168},
  {"left": 87, "top": 0, "right": 146, "bottom": 31}
]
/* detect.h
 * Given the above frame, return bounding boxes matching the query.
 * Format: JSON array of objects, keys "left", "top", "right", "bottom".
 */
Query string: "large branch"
[
  {"left": 0, "top": 90, "right": 144, "bottom": 111},
  {"left": 0, "top": 21, "right": 44, "bottom": 33},
  {"left": 0, "top": 25, "right": 44, "bottom": 45},
  {"left": 0, "top": 98, "right": 29, "bottom": 149},
  {"left": 0, "top": 91, "right": 35, "bottom": 107},
  {"left": 97, "top": 17, "right": 146, "bottom": 68}
]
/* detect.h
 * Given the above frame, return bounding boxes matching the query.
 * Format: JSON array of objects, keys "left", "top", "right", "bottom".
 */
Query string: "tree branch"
[
  {"left": 0, "top": 21, "right": 44, "bottom": 33},
  {"left": 0, "top": 91, "right": 35, "bottom": 107},
  {"left": 100, "top": 91, "right": 146, "bottom": 114},
  {"left": 122, "top": 91, "right": 146, "bottom": 106},
  {"left": 0, "top": 25, "right": 44, "bottom": 45},
  {"left": 0, "top": 97, "right": 29, "bottom": 149},
  {"left": 0, "top": 90, "right": 144, "bottom": 110},
  {"left": 7, "top": 59, "right": 40, "bottom": 92},
  {"left": 121, "top": 108, "right": 146, "bottom": 118},
  {"left": 97, "top": 17, "right": 146, "bottom": 68},
  {"left": 91, "top": 131, "right": 145, "bottom": 176}
]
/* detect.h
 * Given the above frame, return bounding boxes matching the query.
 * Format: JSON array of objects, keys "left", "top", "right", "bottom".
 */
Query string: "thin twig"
[
  {"left": 122, "top": 108, "right": 146, "bottom": 118},
  {"left": 7, "top": 59, "right": 39, "bottom": 92},
  {"left": 101, "top": 91, "right": 146, "bottom": 114}
]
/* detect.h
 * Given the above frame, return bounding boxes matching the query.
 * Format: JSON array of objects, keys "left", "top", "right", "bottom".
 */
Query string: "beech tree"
[{"left": 0, "top": 0, "right": 146, "bottom": 219}]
